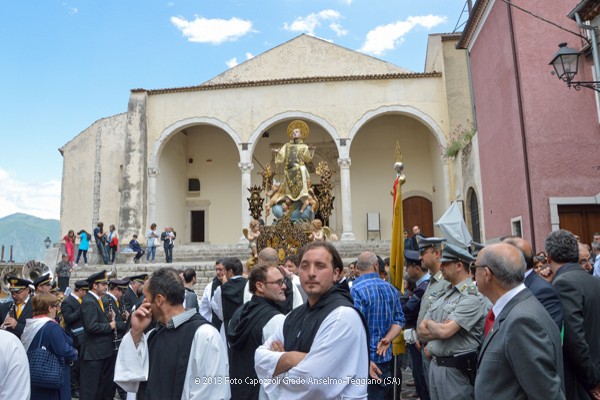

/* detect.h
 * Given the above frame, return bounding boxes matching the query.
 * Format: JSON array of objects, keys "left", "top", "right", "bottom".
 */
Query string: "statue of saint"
[{"left": 272, "top": 120, "right": 315, "bottom": 207}]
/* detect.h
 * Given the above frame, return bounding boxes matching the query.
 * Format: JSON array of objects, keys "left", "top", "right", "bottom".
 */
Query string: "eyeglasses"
[
  {"left": 264, "top": 279, "right": 285, "bottom": 287},
  {"left": 579, "top": 259, "right": 591, "bottom": 265},
  {"left": 474, "top": 264, "right": 494, "bottom": 274}
]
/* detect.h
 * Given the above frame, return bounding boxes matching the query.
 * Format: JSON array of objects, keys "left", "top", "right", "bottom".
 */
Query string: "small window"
[
  {"left": 188, "top": 178, "right": 200, "bottom": 192},
  {"left": 511, "top": 216, "right": 523, "bottom": 238}
]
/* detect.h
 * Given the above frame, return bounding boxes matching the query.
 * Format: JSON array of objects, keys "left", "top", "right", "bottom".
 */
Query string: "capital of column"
[
  {"left": 338, "top": 158, "right": 351, "bottom": 169},
  {"left": 148, "top": 167, "right": 159, "bottom": 177},
  {"left": 238, "top": 162, "right": 254, "bottom": 173}
]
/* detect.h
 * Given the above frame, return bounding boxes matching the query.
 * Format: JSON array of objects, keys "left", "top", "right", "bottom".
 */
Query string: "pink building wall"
[{"left": 468, "top": 0, "right": 600, "bottom": 251}]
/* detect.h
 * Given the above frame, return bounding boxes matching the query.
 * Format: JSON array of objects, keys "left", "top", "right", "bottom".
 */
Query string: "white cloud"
[
  {"left": 171, "top": 15, "right": 254, "bottom": 44},
  {"left": 226, "top": 57, "right": 238, "bottom": 68},
  {"left": 0, "top": 169, "right": 61, "bottom": 220},
  {"left": 284, "top": 9, "right": 346, "bottom": 37},
  {"left": 245, "top": 52, "right": 254, "bottom": 60},
  {"left": 341, "top": 0, "right": 353, "bottom": 4},
  {"left": 62, "top": 2, "right": 78, "bottom": 15},
  {"left": 330, "top": 23, "right": 348, "bottom": 37},
  {"left": 359, "top": 15, "right": 447, "bottom": 56},
  {"left": 166, "top": 2, "right": 175, "bottom": 7}
]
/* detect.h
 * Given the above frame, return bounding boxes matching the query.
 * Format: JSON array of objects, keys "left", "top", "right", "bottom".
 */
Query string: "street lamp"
[
  {"left": 550, "top": 42, "right": 600, "bottom": 92},
  {"left": 44, "top": 236, "right": 52, "bottom": 249}
]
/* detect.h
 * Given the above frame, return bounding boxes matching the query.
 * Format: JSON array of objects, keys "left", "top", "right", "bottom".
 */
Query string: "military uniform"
[{"left": 423, "top": 244, "right": 487, "bottom": 400}]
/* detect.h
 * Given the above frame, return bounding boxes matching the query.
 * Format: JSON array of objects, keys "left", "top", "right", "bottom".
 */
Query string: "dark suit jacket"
[
  {"left": 475, "top": 289, "right": 565, "bottom": 400},
  {"left": 81, "top": 292, "right": 114, "bottom": 360},
  {"left": 122, "top": 287, "right": 138, "bottom": 313},
  {"left": 524, "top": 271, "right": 563, "bottom": 329},
  {"left": 0, "top": 298, "right": 32, "bottom": 338},
  {"left": 553, "top": 263, "right": 600, "bottom": 400},
  {"left": 61, "top": 294, "right": 85, "bottom": 346}
]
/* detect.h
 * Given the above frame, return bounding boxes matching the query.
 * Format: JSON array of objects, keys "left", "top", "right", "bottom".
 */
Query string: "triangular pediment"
[{"left": 202, "top": 34, "right": 411, "bottom": 85}]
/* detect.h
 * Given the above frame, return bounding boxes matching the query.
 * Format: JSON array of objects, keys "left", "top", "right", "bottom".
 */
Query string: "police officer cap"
[
  {"left": 109, "top": 278, "right": 130, "bottom": 289},
  {"left": 87, "top": 270, "right": 108, "bottom": 285},
  {"left": 74, "top": 280, "right": 89, "bottom": 290},
  {"left": 417, "top": 236, "right": 446, "bottom": 253},
  {"left": 404, "top": 250, "right": 421, "bottom": 265},
  {"left": 50, "top": 281, "right": 59, "bottom": 292},
  {"left": 127, "top": 274, "right": 149, "bottom": 283},
  {"left": 8, "top": 276, "right": 33, "bottom": 292},
  {"left": 440, "top": 243, "right": 476, "bottom": 264},
  {"left": 470, "top": 242, "right": 485, "bottom": 258},
  {"left": 33, "top": 273, "right": 52, "bottom": 288}
]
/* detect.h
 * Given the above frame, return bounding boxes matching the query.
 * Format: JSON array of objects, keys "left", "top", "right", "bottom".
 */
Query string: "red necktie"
[{"left": 484, "top": 309, "right": 495, "bottom": 336}]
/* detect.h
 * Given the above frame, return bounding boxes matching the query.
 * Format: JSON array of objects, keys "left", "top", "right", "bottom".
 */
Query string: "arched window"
[{"left": 468, "top": 188, "right": 481, "bottom": 243}]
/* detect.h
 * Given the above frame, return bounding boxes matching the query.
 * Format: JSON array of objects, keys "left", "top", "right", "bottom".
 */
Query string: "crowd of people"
[{"left": 1, "top": 227, "right": 600, "bottom": 400}]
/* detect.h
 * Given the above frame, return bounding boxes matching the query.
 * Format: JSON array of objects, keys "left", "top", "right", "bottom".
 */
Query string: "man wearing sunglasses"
[{"left": 228, "top": 263, "right": 286, "bottom": 400}]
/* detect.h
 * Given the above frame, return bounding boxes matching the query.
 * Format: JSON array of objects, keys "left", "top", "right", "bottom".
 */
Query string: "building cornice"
[
  {"left": 456, "top": 0, "right": 492, "bottom": 49},
  {"left": 132, "top": 72, "right": 443, "bottom": 95}
]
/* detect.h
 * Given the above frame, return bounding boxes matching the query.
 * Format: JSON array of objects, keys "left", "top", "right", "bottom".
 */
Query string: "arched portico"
[
  {"left": 347, "top": 108, "right": 450, "bottom": 240},
  {"left": 147, "top": 117, "right": 243, "bottom": 244}
]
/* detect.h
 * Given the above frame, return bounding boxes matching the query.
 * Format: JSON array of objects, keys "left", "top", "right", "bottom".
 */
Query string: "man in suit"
[
  {"left": 474, "top": 243, "right": 565, "bottom": 399},
  {"left": 61, "top": 280, "right": 89, "bottom": 399},
  {"left": 80, "top": 270, "right": 116, "bottom": 400},
  {"left": 122, "top": 274, "right": 147, "bottom": 313},
  {"left": 502, "top": 236, "right": 563, "bottom": 329},
  {"left": 546, "top": 230, "right": 600, "bottom": 399},
  {"left": 0, "top": 277, "right": 33, "bottom": 338}
]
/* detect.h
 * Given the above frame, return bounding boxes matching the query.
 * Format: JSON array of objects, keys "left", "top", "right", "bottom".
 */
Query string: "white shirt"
[
  {"left": 114, "top": 323, "right": 230, "bottom": 400},
  {"left": 0, "top": 329, "right": 30, "bottom": 400},
  {"left": 593, "top": 255, "right": 600, "bottom": 278},
  {"left": 492, "top": 283, "right": 527, "bottom": 319},
  {"left": 199, "top": 281, "right": 215, "bottom": 323},
  {"left": 255, "top": 306, "right": 369, "bottom": 400},
  {"left": 258, "top": 313, "right": 286, "bottom": 400},
  {"left": 243, "top": 281, "right": 304, "bottom": 310}
]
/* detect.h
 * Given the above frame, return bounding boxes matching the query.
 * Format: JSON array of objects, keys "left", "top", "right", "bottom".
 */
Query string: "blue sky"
[{"left": 0, "top": 0, "right": 468, "bottom": 220}]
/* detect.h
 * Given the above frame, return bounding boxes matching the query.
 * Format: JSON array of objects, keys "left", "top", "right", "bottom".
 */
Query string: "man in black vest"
[
  {"left": 61, "top": 280, "right": 89, "bottom": 399},
  {"left": 228, "top": 264, "right": 286, "bottom": 399},
  {"left": 114, "top": 267, "right": 229, "bottom": 399},
  {"left": 0, "top": 276, "right": 33, "bottom": 338},
  {"left": 80, "top": 270, "right": 116, "bottom": 400},
  {"left": 211, "top": 257, "right": 247, "bottom": 347},
  {"left": 199, "top": 259, "right": 225, "bottom": 334},
  {"left": 255, "top": 242, "right": 369, "bottom": 399}
]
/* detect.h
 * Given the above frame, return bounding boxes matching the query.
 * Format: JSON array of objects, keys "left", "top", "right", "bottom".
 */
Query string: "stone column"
[
  {"left": 147, "top": 167, "right": 159, "bottom": 226},
  {"left": 239, "top": 161, "right": 254, "bottom": 242},
  {"left": 118, "top": 91, "right": 148, "bottom": 240},
  {"left": 338, "top": 158, "right": 355, "bottom": 240}
]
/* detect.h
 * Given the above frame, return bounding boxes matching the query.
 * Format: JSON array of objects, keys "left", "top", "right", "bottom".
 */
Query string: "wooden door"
[
  {"left": 403, "top": 196, "right": 434, "bottom": 237},
  {"left": 558, "top": 205, "right": 600, "bottom": 245}
]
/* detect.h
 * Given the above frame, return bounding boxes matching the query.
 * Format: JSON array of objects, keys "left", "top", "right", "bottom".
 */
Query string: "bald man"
[
  {"left": 502, "top": 237, "right": 563, "bottom": 329},
  {"left": 474, "top": 243, "right": 565, "bottom": 399}
]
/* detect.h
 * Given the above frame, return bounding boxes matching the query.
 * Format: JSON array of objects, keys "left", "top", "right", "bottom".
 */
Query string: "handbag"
[{"left": 27, "top": 323, "right": 65, "bottom": 389}]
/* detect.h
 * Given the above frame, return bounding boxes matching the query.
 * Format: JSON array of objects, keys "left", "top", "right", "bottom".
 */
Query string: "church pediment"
[{"left": 202, "top": 34, "right": 412, "bottom": 86}]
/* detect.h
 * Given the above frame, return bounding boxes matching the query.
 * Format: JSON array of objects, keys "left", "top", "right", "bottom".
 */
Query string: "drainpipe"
[
  {"left": 507, "top": 2, "right": 536, "bottom": 250},
  {"left": 574, "top": 12, "right": 600, "bottom": 82}
]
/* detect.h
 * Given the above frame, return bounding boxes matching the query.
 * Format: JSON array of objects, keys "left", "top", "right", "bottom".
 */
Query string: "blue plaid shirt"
[{"left": 351, "top": 273, "right": 405, "bottom": 364}]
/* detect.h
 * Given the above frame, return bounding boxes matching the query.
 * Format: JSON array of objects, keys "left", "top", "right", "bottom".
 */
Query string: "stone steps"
[{"left": 64, "top": 240, "right": 392, "bottom": 297}]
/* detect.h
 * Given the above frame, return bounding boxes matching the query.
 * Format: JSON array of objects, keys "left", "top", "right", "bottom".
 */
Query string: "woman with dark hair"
[{"left": 21, "top": 294, "right": 77, "bottom": 400}]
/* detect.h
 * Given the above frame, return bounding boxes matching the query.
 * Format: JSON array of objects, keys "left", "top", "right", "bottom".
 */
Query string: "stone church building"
[{"left": 60, "top": 34, "right": 481, "bottom": 245}]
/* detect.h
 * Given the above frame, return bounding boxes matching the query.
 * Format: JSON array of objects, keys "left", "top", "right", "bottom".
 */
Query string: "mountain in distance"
[{"left": 0, "top": 213, "right": 60, "bottom": 263}]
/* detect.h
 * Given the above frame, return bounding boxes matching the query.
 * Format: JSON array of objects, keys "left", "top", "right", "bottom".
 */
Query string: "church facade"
[{"left": 60, "top": 34, "right": 481, "bottom": 245}]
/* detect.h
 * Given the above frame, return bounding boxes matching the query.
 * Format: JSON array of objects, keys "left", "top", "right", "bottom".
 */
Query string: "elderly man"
[
  {"left": 0, "top": 277, "right": 33, "bottom": 338},
  {"left": 546, "top": 230, "right": 600, "bottom": 399},
  {"left": 255, "top": 242, "right": 369, "bottom": 399},
  {"left": 474, "top": 243, "right": 565, "bottom": 399},
  {"left": 123, "top": 274, "right": 148, "bottom": 313},
  {"left": 228, "top": 264, "right": 286, "bottom": 400},
  {"left": 351, "top": 251, "right": 405, "bottom": 399},
  {"left": 418, "top": 243, "right": 487, "bottom": 400},
  {"left": 115, "top": 267, "right": 229, "bottom": 399}
]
